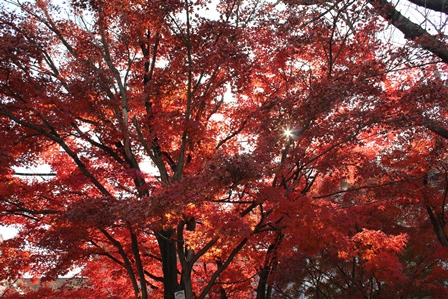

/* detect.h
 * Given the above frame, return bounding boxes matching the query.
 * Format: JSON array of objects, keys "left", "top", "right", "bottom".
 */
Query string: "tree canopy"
[{"left": 0, "top": 0, "right": 448, "bottom": 298}]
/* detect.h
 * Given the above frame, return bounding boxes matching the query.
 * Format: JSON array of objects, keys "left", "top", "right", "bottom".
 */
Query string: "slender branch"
[
  {"left": 191, "top": 237, "right": 219, "bottom": 265},
  {"left": 215, "top": 119, "right": 248, "bottom": 149},
  {"left": 100, "top": 229, "right": 141, "bottom": 297},
  {"left": 133, "top": 116, "right": 169, "bottom": 183},
  {"left": 90, "top": 240, "right": 163, "bottom": 282},
  {"left": 173, "top": 0, "right": 193, "bottom": 181},
  {"left": 130, "top": 227, "right": 148, "bottom": 299},
  {"left": 70, "top": 121, "right": 125, "bottom": 165},
  {"left": 198, "top": 237, "right": 248, "bottom": 299},
  {"left": 289, "top": 0, "right": 448, "bottom": 63},
  {"left": 407, "top": 0, "right": 448, "bottom": 14},
  {"left": 0, "top": 108, "right": 113, "bottom": 197},
  {"left": 13, "top": 172, "right": 56, "bottom": 176},
  {"left": 313, "top": 179, "right": 410, "bottom": 199}
]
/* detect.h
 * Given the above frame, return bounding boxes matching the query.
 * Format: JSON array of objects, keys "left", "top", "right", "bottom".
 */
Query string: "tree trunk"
[
  {"left": 180, "top": 273, "right": 194, "bottom": 299},
  {"left": 156, "top": 229, "right": 180, "bottom": 299},
  {"left": 256, "top": 235, "right": 282, "bottom": 299},
  {"left": 256, "top": 264, "right": 271, "bottom": 299},
  {"left": 426, "top": 205, "right": 448, "bottom": 247}
]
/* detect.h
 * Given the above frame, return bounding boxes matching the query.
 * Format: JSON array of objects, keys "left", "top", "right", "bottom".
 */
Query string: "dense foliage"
[{"left": 1, "top": 0, "right": 448, "bottom": 298}]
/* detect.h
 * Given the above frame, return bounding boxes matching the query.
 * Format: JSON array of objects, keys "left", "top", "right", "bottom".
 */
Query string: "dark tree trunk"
[
  {"left": 156, "top": 229, "right": 180, "bottom": 299},
  {"left": 426, "top": 205, "right": 448, "bottom": 247},
  {"left": 256, "top": 235, "right": 282, "bottom": 299},
  {"left": 256, "top": 263, "right": 271, "bottom": 299}
]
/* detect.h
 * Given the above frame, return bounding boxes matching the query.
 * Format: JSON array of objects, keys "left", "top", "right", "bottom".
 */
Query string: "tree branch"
[
  {"left": 100, "top": 229, "right": 141, "bottom": 297},
  {"left": 408, "top": 0, "right": 448, "bottom": 14},
  {"left": 427, "top": 123, "right": 448, "bottom": 138},
  {"left": 369, "top": 0, "right": 448, "bottom": 63},
  {"left": 198, "top": 237, "right": 248, "bottom": 299}
]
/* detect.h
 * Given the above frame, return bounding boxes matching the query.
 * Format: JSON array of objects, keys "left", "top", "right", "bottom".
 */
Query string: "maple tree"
[{"left": 1, "top": 0, "right": 448, "bottom": 298}]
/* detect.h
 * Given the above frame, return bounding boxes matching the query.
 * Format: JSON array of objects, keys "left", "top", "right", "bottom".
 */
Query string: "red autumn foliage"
[{"left": 1, "top": 0, "right": 448, "bottom": 298}]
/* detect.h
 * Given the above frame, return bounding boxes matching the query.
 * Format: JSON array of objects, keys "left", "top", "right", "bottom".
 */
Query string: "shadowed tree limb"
[
  {"left": 427, "top": 123, "right": 448, "bottom": 138},
  {"left": 288, "top": 0, "right": 448, "bottom": 63},
  {"left": 408, "top": 0, "right": 448, "bottom": 14},
  {"left": 369, "top": 0, "right": 448, "bottom": 63}
]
